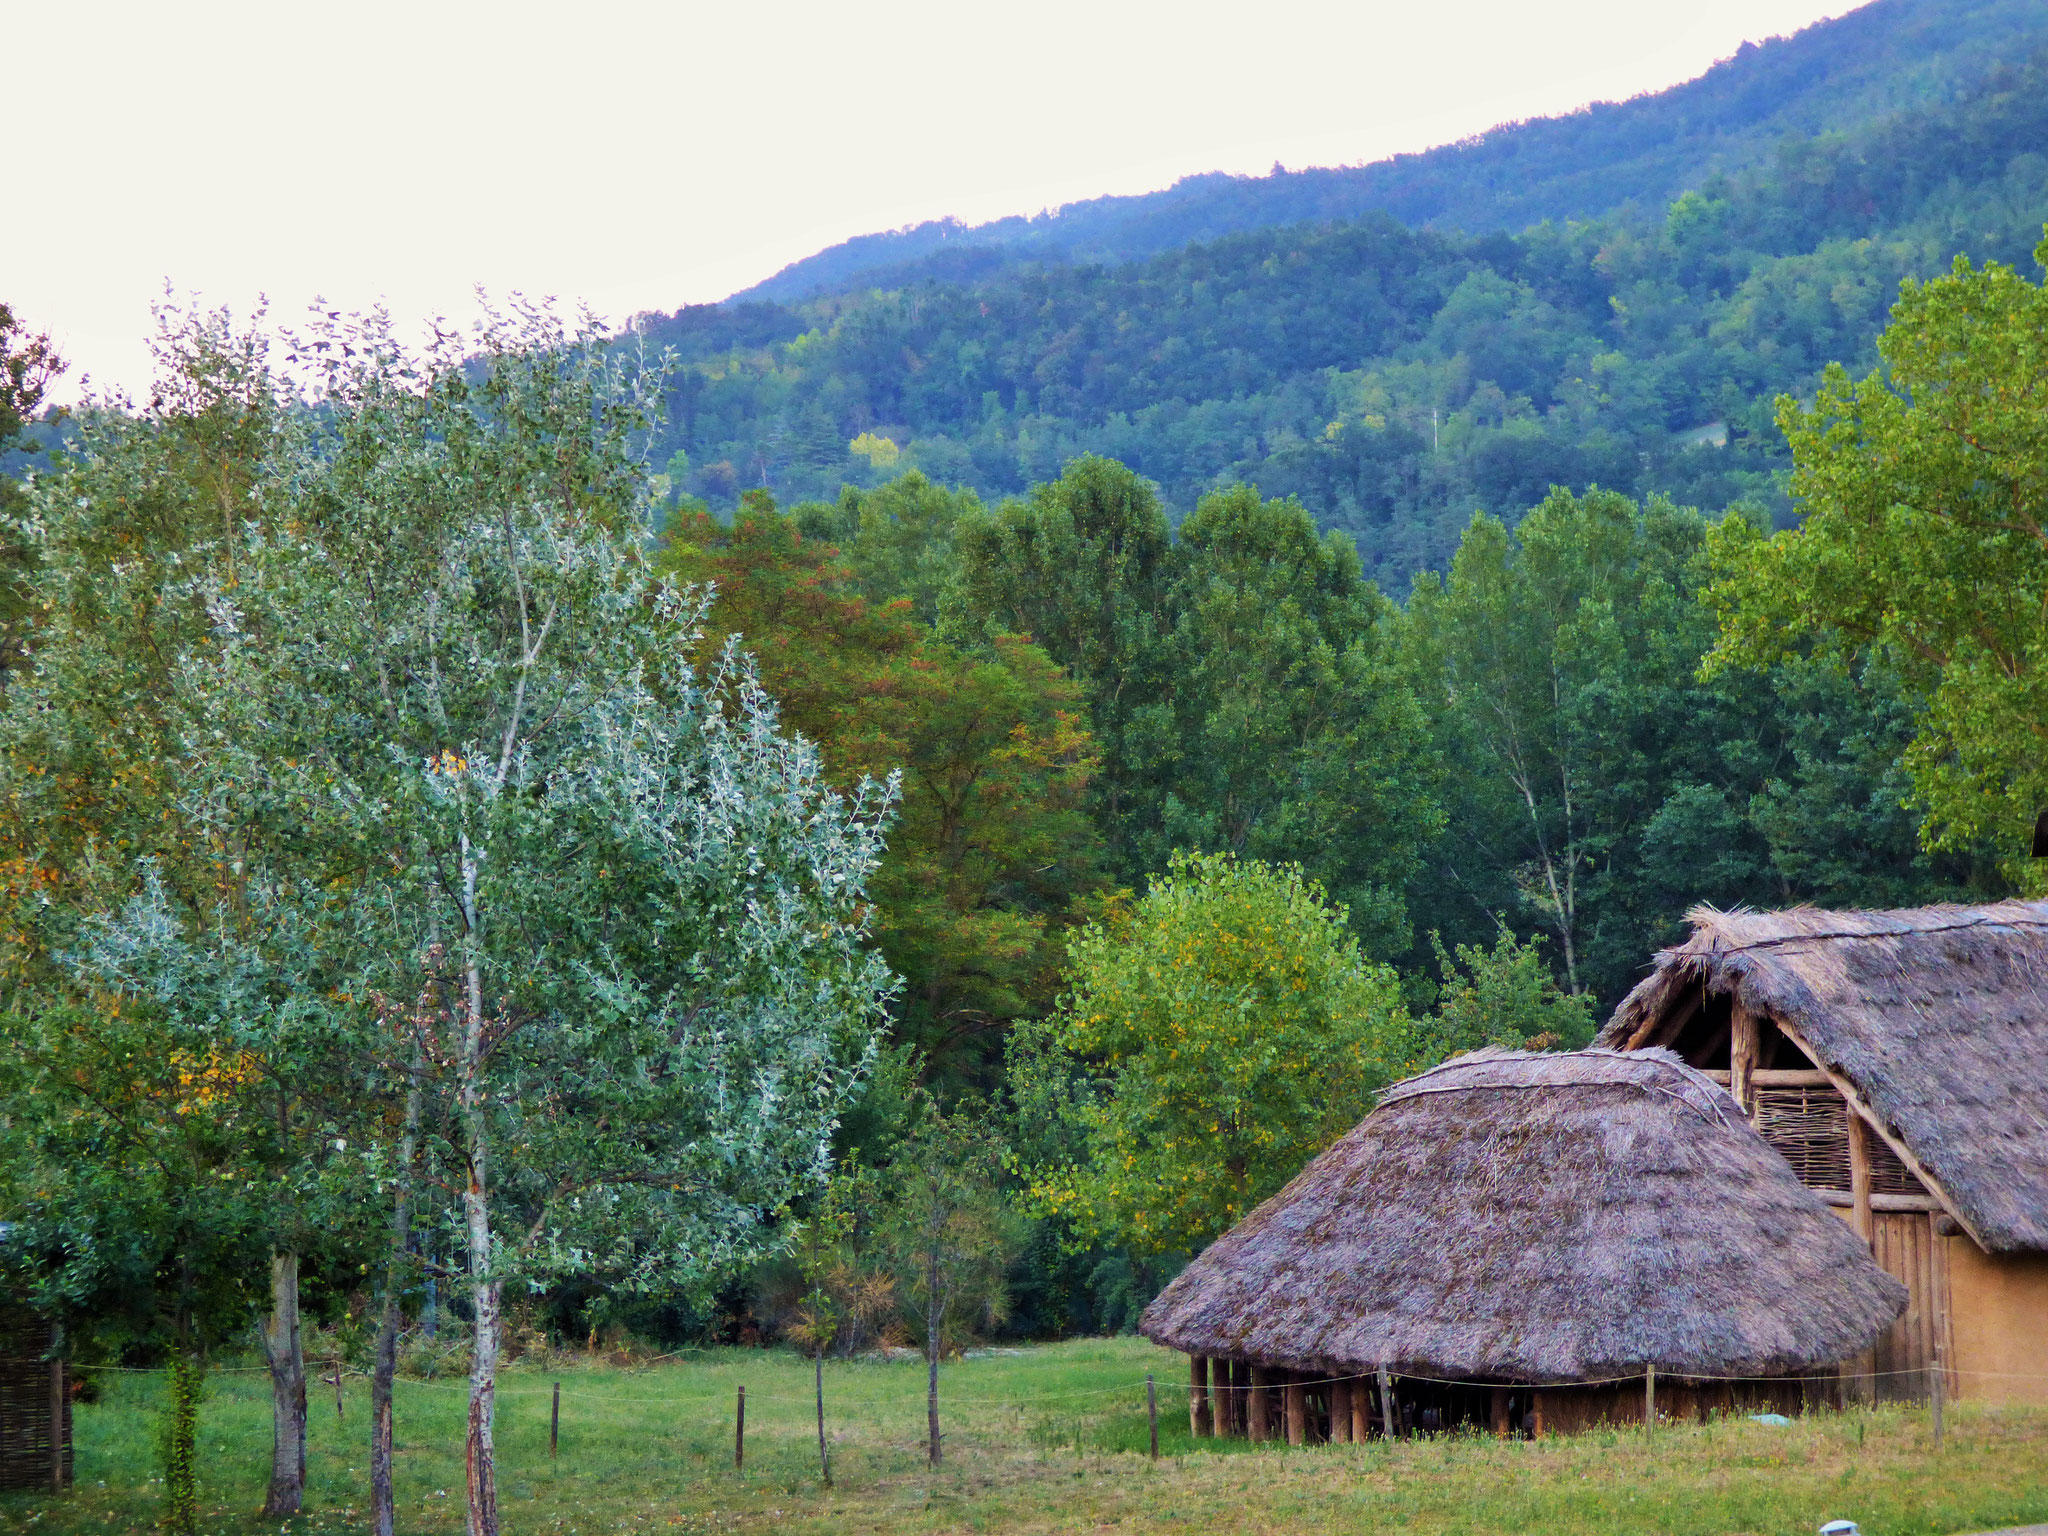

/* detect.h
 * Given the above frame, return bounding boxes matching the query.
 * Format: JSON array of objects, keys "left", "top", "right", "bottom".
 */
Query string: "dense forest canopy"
[{"left": 636, "top": 24, "right": 2048, "bottom": 587}]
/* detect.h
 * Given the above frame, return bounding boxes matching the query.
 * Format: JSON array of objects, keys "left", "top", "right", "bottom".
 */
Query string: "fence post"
[
  {"left": 1378, "top": 1364, "right": 1396, "bottom": 1441},
  {"left": 1930, "top": 1352, "right": 1944, "bottom": 1450},
  {"left": 334, "top": 1355, "right": 344, "bottom": 1423},
  {"left": 734, "top": 1385, "right": 745, "bottom": 1471},
  {"left": 1147, "top": 1373, "right": 1158, "bottom": 1460},
  {"left": 550, "top": 1381, "right": 559, "bottom": 1458},
  {"left": 1645, "top": 1364, "right": 1656, "bottom": 1436}
]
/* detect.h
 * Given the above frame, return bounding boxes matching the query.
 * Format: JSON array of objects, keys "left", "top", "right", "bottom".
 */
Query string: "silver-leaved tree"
[{"left": 77, "top": 300, "right": 899, "bottom": 1536}]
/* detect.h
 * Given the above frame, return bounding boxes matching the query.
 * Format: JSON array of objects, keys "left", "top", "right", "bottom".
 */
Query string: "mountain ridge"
[{"left": 729, "top": 0, "right": 2042, "bottom": 305}]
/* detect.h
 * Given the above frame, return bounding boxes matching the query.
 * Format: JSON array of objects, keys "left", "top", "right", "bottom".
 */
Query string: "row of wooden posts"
[
  {"left": 1185, "top": 1357, "right": 1409, "bottom": 1445},
  {"left": 1184, "top": 1356, "right": 1947, "bottom": 1446}
]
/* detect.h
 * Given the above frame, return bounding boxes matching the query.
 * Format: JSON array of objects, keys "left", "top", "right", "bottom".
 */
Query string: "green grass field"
[{"left": 3, "top": 1337, "right": 2043, "bottom": 1536}]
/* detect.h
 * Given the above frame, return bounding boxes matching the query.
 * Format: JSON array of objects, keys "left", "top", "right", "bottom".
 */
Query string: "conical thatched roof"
[
  {"left": 1599, "top": 900, "right": 2048, "bottom": 1253},
  {"left": 1139, "top": 1048, "right": 1905, "bottom": 1383}
]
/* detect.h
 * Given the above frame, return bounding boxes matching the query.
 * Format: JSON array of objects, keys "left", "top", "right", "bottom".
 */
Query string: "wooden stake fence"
[{"left": 734, "top": 1385, "right": 745, "bottom": 1471}]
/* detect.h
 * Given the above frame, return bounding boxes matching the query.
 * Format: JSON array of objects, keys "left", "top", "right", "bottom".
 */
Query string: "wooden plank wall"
[{"left": 1869, "top": 1211, "right": 1949, "bottom": 1404}]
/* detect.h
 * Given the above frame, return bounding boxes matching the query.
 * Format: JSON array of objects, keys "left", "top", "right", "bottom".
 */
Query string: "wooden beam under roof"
[{"left": 1766, "top": 1012, "right": 1984, "bottom": 1252}]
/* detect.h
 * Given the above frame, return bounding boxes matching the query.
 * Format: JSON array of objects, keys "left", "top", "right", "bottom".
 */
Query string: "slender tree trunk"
[
  {"left": 459, "top": 893, "right": 500, "bottom": 1536},
  {"left": 463, "top": 1247, "right": 501, "bottom": 1536},
  {"left": 371, "top": 1043, "right": 426, "bottom": 1536},
  {"left": 260, "top": 1250, "right": 307, "bottom": 1517},
  {"left": 925, "top": 1258, "right": 942, "bottom": 1467}
]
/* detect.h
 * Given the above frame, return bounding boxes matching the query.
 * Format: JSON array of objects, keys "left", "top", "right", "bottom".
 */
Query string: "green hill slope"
[
  {"left": 640, "top": 29, "right": 2048, "bottom": 586},
  {"left": 730, "top": 0, "right": 2043, "bottom": 305}
]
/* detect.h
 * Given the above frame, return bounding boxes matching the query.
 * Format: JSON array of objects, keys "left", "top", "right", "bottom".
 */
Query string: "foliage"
[
  {"left": 0, "top": 307, "right": 365, "bottom": 1395},
  {"left": 661, "top": 495, "right": 1105, "bottom": 1090},
  {"left": 1017, "top": 851, "right": 1416, "bottom": 1257},
  {"left": 5, "top": 300, "right": 900, "bottom": 1535},
  {"left": 0, "top": 303, "right": 62, "bottom": 445},
  {"left": 156, "top": 1355, "right": 201, "bottom": 1536},
  {"left": 1706, "top": 233, "right": 2048, "bottom": 886},
  {"left": 1153, "top": 484, "right": 1442, "bottom": 953},
  {"left": 1398, "top": 486, "right": 2000, "bottom": 1010},
  {"left": 957, "top": 460, "right": 1442, "bottom": 946},
  {"left": 876, "top": 1096, "right": 1018, "bottom": 1357},
  {"left": 634, "top": 42, "right": 2048, "bottom": 589},
  {"left": 1424, "top": 928, "right": 1596, "bottom": 1058}
]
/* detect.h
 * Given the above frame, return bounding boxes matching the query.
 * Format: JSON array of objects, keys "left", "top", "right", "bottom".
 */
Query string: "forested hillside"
[
  {"left": 639, "top": 21, "right": 2048, "bottom": 586},
  {"left": 736, "top": 0, "right": 2041, "bottom": 304}
]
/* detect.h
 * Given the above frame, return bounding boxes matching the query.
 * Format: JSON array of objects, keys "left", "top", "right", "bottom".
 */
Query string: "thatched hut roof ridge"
[
  {"left": 1141, "top": 1047, "right": 1904, "bottom": 1384},
  {"left": 1599, "top": 899, "right": 2048, "bottom": 1253}
]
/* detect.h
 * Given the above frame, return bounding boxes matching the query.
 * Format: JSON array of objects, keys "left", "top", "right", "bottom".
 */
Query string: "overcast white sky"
[{"left": 10, "top": 0, "right": 1871, "bottom": 401}]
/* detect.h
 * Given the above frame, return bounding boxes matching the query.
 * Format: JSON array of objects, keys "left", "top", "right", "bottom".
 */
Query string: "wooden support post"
[
  {"left": 1930, "top": 1350, "right": 1944, "bottom": 1450},
  {"left": 1490, "top": 1387, "right": 1510, "bottom": 1439},
  {"left": 1847, "top": 1108, "right": 1874, "bottom": 1245},
  {"left": 1147, "top": 1373, "right": 1159, "bottom": 1460},
  {"left": 1284, "top": 1375, "right": 1306, "bottom": 1447},
  {"left": 1729, "top": 1003, "right": 1759, "bottom": 1115},
  {"left": 1330, "top": 1378, "right": 1352, "bottom": 1443},
  {"left": 1189, "top": 1356, "right": 1211, "bottom": 1437},
  {"left": 1248, "top": 1366, "right": 1271, "bottom": 1442},
  {"left": 734, "top": 1384, "right": 745, "bottom": 1471},
  {"left": 1644, "top": 1364, "right": 1656, "bottom": 1434},
  {"left": 550, "top": 1381, "right": 559, "bottom": 1457},
  {"left": 1351, "top": 1378, "right": 1371, "bottom": 1444},
  {"left": 1378, "top": 1364, "right": 1396, "bottom": 1441},
  {"left": 1846, "top": 1108, "right": 1877, "bottom": 1404}
]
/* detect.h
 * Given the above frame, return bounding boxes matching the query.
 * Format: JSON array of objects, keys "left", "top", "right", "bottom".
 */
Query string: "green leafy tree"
[
  {"left": 0, "top": 305, "right": 353, "bottom": 1524},
  {"left": 1016, "top": 851, "right": 1416, "bottom": 1257},
  {"left": 663, "top": 498, "right": 1105, "bottom": 1090},
  {"left": 874, "top": 1094, "right": 1017, "bottom": 1466},
  {"left": 793, "top": 470, "right": 984, "bottom": 626},
  {"left": 19, "top": 302, "right": 898, "bottom": 1536},
  {"left": 0, "top": 303, "right": 63, "bottom": 676},
  {"left": 1156, "top": 485, "right": 1443, "bottom": 953},
  {"left": 1401, "top": 488, "right": 1734, "bottom": 998},
  {"left": 954, "top": 456, "right": 1174, "bottom": 880},
  {"left": 1706, "top": 234, "right": 2048, "bottom": 884},
  {"left": 1424, "top": 927, "right": 1596, "bottom": 1057}
]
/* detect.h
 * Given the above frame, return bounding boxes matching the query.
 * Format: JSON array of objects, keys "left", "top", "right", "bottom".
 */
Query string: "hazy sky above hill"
[{"left": 15, "top": 0, "right": 1868, "bottom": 401}]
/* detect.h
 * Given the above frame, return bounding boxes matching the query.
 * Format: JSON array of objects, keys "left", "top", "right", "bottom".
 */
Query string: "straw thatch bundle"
[
  {"left": 1140, "top": 1048, "right": 1904, "bottom": 1383},
  {"left": 1600, "top": 900, "right": 2048, "bottom": 1253}
]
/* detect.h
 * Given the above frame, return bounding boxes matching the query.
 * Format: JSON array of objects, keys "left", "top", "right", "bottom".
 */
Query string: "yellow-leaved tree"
[{"left": 1011, "top": 851, "right": 1417, "bottom": 1257}]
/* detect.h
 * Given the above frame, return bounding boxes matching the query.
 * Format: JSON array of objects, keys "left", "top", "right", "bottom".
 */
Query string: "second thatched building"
[{"left": 1140, "top": 1048, "right": 1905, "bottom": 1440}]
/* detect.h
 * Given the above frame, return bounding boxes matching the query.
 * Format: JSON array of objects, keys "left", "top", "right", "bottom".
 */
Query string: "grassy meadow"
[{"left": 2, "top": 1336, "right": 2043, "bottom": 1536}]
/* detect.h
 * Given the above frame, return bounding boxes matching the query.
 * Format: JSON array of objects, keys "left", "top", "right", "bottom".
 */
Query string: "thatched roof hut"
[
  {"left": 1600, "top": 900, "right": 2048, "bottom": 1253},
  {"left": 1143, "top": 1048, "right": 1902, "bottom": 1392},
  {"left": 1599, "top": 899, "right": 2048, "bottom": 1405}
]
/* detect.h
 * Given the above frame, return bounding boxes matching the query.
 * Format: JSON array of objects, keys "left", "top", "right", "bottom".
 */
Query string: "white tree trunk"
[
  {"left": 261, "top": 1250, "right": 306, "bottom": 1517},
  {"left": 371, "top": 1044, "right": 425, "bottom": 1536},
  {"left": 459, "top": 890, "right": 500, "bottom": 1536}
]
